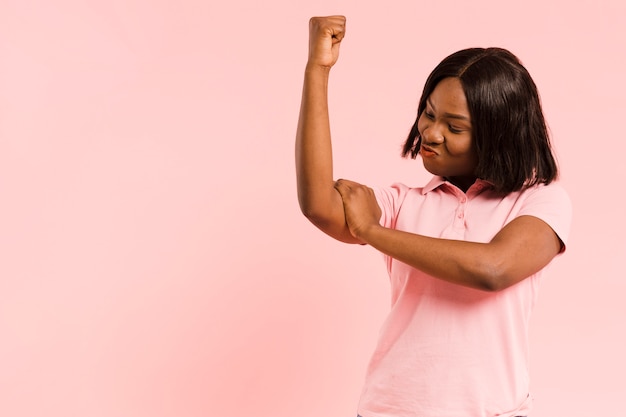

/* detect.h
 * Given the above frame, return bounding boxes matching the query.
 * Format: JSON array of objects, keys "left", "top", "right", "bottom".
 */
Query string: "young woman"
[{"left": 295, "top": 15, "right": 571, "bottom": 417}]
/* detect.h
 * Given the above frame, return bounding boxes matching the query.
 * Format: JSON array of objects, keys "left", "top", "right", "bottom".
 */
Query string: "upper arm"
[{"left": 486, "top": 215, "right": 563, "bottom": 289}]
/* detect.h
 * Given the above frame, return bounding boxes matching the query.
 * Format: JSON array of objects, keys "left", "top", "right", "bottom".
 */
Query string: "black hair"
[{"left": 402, "top": 47, "right": 558, "bottom": 194}]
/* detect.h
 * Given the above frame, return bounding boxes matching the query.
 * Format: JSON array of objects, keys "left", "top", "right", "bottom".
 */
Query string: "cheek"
[{"left": 446, "top": 135, "right": 475, "bottom": 156}]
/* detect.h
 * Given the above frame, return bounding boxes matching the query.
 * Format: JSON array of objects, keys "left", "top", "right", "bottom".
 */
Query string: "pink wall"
[{"left": 1, "top": 0, "right": 624, "bottom": 416}]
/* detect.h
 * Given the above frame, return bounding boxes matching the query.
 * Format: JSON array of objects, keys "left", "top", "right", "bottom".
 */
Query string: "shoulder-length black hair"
[{"left": 402, "top": 47, "right": 558, "bottom": 194}]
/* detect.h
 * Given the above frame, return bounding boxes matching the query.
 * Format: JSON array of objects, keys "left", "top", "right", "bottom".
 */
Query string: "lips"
[{"left": 420, "top": 145, "right": 438, "bottom": 157}]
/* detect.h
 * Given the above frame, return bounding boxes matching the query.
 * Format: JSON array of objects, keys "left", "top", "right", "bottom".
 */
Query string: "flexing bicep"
[{"left": 488, "top": 215, "right": 563, "bottom": 287}]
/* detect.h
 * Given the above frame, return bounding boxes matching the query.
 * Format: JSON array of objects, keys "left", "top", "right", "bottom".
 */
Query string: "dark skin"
[{"left": 296, "top": 16, "right": 562, "bottom": 291}]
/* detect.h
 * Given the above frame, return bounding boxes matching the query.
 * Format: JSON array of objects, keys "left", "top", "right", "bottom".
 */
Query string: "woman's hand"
[
  {"left": 307, "top": 16, "right": 346, "bottom": 69},
  {"left": 334, "top": 179, "right": 382, "bottom": 240}
]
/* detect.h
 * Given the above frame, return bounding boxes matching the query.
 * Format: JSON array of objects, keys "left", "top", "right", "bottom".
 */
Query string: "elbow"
[
  {"left": 298, "top": 199, "right": 333, "bottom": 229},
  {"left": 300, "top": 209, "right": 335, "bottom": 233},
  {"left": 296, "top": 182, "right": 341, "bottom": 228},
  {"left": 477, "top": 277, "right": 507, "bottom": 292},
  {"left": 473, "top": 260, "right": 514, "bottom": 292},
  {"left": 298, "top": 198, "right": 323, "bottom": 222},
  {"left": 298, "top": 196, "right": 359, "bottom": 244}
]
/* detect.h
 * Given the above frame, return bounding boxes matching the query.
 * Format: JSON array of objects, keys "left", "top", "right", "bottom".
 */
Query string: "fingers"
[
  {"left": 309, "top": 15, "right": 346, "bottom": 40},
  {"left": 307, "top": 16, "right": 346, "bottom": 68},
  {"left": 334, "top": 179, "right": 381, "bottom": 241},
  {"left": 334, "top": 179, "right": 374, "bottom": 197},
  {"left": 334, "top": 178, "right": 353, "bottom": 194}
]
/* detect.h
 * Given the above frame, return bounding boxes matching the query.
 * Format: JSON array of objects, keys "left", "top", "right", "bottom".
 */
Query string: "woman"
[{"left": 295, "top": 15, "right": 571, "bottom": 417}]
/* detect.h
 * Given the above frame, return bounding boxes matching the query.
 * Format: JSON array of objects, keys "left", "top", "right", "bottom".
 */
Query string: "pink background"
[{"left": 1, "top": 0, "right": 624, "bottom": 416}]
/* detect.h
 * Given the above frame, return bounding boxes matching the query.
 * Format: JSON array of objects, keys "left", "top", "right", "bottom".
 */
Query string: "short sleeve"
[
  {"left": 372, "top": 183, "right": 411, "bottom": 230},
  {"left": 517, "top": 182, "right": 573, "bottom": 251}
]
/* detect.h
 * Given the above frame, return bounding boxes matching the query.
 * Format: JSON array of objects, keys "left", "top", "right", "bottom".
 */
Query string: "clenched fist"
[{"left": 307, "top": 16, "right": 346, "bottom": 69}]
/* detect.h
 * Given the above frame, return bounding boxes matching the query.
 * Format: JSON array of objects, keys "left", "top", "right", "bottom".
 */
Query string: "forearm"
[
  {"left": 295, "top": 65, "right": 338, "bottom": 218},
  {"left": 357, "top": 225, "right": 502, "bottom": 291}
]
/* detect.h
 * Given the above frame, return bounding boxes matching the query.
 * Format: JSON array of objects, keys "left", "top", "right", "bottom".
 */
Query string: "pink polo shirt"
[{"left": 358, "top": 176, "right": 572, "bottom": 417}]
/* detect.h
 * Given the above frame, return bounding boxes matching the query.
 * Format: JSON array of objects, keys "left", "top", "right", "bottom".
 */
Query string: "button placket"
[{"left": 454, "top": 196, "right": 467, "bottom": 226}]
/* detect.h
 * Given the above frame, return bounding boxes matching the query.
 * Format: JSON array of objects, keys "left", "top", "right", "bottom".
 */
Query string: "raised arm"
[{"left": 296, "top": 16, "right": 362, "bottom": 244}]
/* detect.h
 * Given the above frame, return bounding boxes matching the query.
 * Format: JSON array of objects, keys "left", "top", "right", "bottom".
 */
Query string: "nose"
[{"left": 421, "top": 123, "right": 445, "bottom": 145}]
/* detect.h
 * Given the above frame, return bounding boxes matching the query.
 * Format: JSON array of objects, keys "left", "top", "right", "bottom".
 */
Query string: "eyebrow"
[{"left": 427, "top": 98, "right": 472, "bottom": 123}]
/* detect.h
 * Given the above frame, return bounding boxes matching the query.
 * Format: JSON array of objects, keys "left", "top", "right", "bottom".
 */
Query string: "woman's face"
[{"left": 417, "top": 77, "right": 478, "bottom": 191}]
